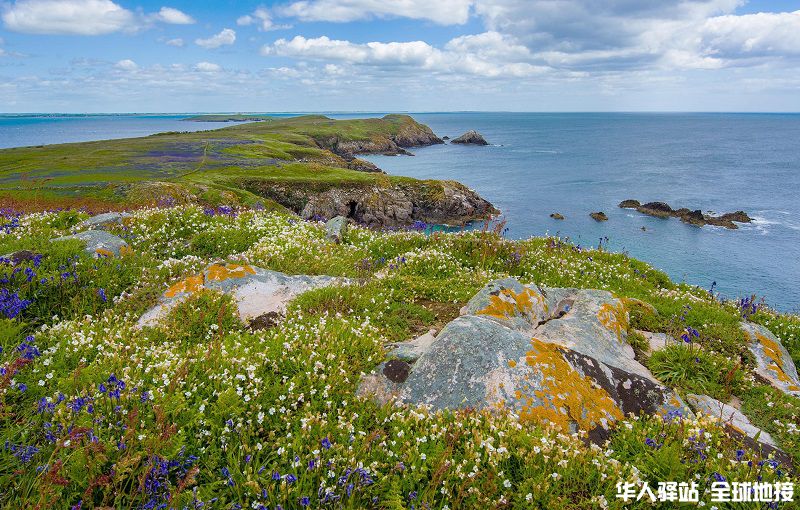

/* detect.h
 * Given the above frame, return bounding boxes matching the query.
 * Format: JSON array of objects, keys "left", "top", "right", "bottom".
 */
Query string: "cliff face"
[
  {"left": 240, "top": 179, "right": 497, "bottom": 228},
  {"left": 313, "top": 114, "right": 444, "bottom": 157}
]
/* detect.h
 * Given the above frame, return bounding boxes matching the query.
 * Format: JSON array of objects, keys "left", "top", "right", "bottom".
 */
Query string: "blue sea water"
[{"left": 1, "top": 112, "right": 798, "bottom": 311}]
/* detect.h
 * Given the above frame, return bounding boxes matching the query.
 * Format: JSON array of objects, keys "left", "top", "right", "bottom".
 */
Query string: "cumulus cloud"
[
  {"left": 195, "top": 28, "right": 236, "bottom": 49},
  {"left": 152, "top": 6, "right": 194, "bottom": 25},
  {"left": 165, "top": 38, "right": 184, "bottom": 47},
  {"left": 114, "top": 58, "right": 138, "bottom": 70},
  {"left": 700, "top": 10, "right": 800, "bottom": 58},
  {"left": 237, "top": 7, "right": 289, "bottom": 31},
  {"left": 264, "top": 34, "right": 548, "bottom": 77},
  {"left": 275, "top": 0, "right": 473, "bottom": 25},
  {"left": 2, "top": 0, "right": 136, "bottom": 35},
  {"left": 194, "top": 61, "right": 221, "bottom": 72}
]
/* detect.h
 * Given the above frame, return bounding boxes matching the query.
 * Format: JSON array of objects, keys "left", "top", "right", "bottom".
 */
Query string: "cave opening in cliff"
[{"left": 347, "top": 200, "right": 359, "bottom": 220}]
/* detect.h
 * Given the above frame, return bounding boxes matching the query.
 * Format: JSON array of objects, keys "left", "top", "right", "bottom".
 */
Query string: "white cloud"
[
  {"left": 264, "top": 34, "right": 548, "bottom": 77},
  {"left": 2, "top": 0, "right": 136, "bottom": 35},
  {"left": 237, "top": 7, "right": 289, "bottom": 31},
  {"left": 700, "top": 10, "right": 800, "bottom": 58},
  {"left": 194, "top": 61, "right": 221, "bottom": 72},
  {"left": 115, "top": 58, "right": 138, "bottom": 70},
  {"left": 195, "top": 28, "right": 236, "bottom": 49},
  {"left": 276, "top": 0, "right": 473, "bottom": 25},
  {"left": 165, "top": 38, "right": 184, "bottom": 47},
  {"left": 152, "top": 6, "right": 194, "bottom": 25}
]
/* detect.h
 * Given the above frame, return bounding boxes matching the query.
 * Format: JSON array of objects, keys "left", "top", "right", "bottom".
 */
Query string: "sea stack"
[{"left": 451, "top": 130, "right": 489, "bottom": 145}]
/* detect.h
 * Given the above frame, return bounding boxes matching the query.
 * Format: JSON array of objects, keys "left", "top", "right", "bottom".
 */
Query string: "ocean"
[{"left": 1, "top": 112, "right": 799, "bottom": 311}]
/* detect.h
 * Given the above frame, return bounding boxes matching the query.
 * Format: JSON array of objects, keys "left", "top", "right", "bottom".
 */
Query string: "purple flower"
[
  {"left": 17, "top": 383, "right": 27, "bottom": 392},
  {"left": 286, "top": 474, "right": 297, "bottom": 484},
  {"left": 97, "top": 288, "right": 107, "bottom": 303},
  {"left": 299, "top": 497, "right": 310, "bottom": 506},
  {"left": 321, "top": 437, "right": 332, "bottom": 450}
]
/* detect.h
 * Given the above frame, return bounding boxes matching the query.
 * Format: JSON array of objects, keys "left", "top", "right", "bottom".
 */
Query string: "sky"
[{"left": 0, "top": 0, "right": 799, "bottom": 112}]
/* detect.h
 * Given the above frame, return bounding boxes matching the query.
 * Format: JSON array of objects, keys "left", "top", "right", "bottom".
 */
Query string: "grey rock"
[
  {"left": 325, "top": 216, "right": 349, "bottom": 243},
  {"left": 52, "top": 230, "right": 130, "bottom": 258},
  {"left": 451, "top": 130, "right": 489, "bottom": 146},
  {"left": 139, "top": 263, "right": 349, "bottom": 327},
  {"left": 80, "top": 211, "right": 130, "bottom": 230},
  {"left": 360, "top": 277, "right": 688, "bottom": 437},
  {"left": 742, "top": 322, "right": 800, "bottom": 396},
  {"left": 389, "top": 329, "right": 437, "bottom": 363}
]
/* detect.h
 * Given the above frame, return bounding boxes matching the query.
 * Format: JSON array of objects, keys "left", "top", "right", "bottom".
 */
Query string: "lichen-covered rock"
[
  {"left": 687, "top": 393, "right": 777, "bottom": 447},
  {"left": 360, "top": 277, "right": 687, "bottom": 438},
  {"left": 325, "top": 216, "right": 349, "bottom": 243},
  {"left": 742, "top": 322, "right": 800, "bottom": 396},
  {"left": 52, "top": 230, "right": 131, "bottom": 258},
  {"left": 139, "top": 263, "right": 348, "bottom": 327},
  {"left": 388, "top": 329, "right": 437, "bottom": 363},
  {"left": 80, "top": 211, "right": 130, "bottom": 230}
]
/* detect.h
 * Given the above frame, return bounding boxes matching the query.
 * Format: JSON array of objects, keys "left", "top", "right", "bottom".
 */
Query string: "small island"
[{"left": 620, "top": 200, "right": 752, "bottom": 229}]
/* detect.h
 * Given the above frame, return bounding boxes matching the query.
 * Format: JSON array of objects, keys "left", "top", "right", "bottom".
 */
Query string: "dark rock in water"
[
  {"left": 550, "top": 213, "right": 565, "bottom": 220},
  {"left": 638, "top": 202, "right": 673, "bottom": 218},
  {"left": 590, "top": 212, "right": 608, "bottom": 221},
  {"left": 680, "top": 209, "right": 705, "bottom": 226},
  {"left": 442, "top": 136, "right": 450, "bottom": 140},
  {"left": 626, "top": 200, "right": 751, "bottom": 229},
  {"left": 451, "top": 130, "right": 489, "bottom": 146},
  {"left": 719, "top": 211, "right": 752, "bottom": 223},
  {"left": 383, "top": 360, "right": 411, "bottom": 383}
]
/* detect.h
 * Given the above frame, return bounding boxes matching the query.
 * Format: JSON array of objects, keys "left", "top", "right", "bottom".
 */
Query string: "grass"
[
  {"left": 0, "top": 205, "right": 797, "bottom": 508},
  {"left": 0, "top": 114, "right": 438, "bottom": 212}
]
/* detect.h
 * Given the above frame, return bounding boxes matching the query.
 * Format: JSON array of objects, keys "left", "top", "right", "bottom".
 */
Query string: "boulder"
[
  {"left": 139, "top": 263, "right": 349, "bottom": 328},
  {"left": 52, "top": 230, "right": 131, "bottom": 258},
  {"left": 80, "top": 211, "right": 130, "bottom": 230},
  {"left": 719, "top": 211, "right": 752, "bottom": 224},
  {"left": 389, "top": 329, "right": 437, "bottom": 364},
  {"left": 686, "top": 394, "right": 789, "bottom": 464},
  {"left": 325, "top": 216, "right": 350, "bottom": 243},
  {"left": 680, "top": 209, "right": 705, "bottom": 226},
  {"left": 636, "top": 330, "right": 675, "bottom": 353},
  {"left": 359, "top": 278, "right": 688, "bottom": 439},
  {"left": 618, "top": 200, "right": 640, "bottom": 209},
  {"left": 550, "top": 213, "right": 565, "bottom": 220},
  {"left": 742, "top": 322, "right": 800, "bottom": 396},
  {"left": 451, "top": 130, "right": 489, "bottom": 146},
  {"left": 624, "top": 200, "right": 751, "bottom": 229},
  {"left": 590, "top": 211, "right": 608, "bottom": 221}
]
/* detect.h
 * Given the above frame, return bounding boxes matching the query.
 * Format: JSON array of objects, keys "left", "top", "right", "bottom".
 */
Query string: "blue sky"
[{"left": 0, "top": 0, "right": 799, "bottom": 112}]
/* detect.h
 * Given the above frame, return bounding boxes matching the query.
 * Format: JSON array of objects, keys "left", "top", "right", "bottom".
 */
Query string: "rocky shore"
[{"left": 620, "top": 200, "right": 752, "bottom": 229}]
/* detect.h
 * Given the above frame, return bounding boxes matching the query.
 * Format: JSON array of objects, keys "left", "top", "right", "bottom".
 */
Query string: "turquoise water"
[{"left": 1, "top": 113, "right": 798, "bottom": 311}]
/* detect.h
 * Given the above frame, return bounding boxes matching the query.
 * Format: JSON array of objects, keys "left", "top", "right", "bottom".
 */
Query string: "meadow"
[{"left": 1, "top": 204, "right": 798, "bottom": 509}]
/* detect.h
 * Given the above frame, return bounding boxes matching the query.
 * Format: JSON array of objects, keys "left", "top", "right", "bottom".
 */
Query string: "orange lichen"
[
  {"left": 164, "top": 274, "right": 205, "bottom": 298},
  {"left": 95, "top": 248, "right": 114, "bottom": 258},
  {"left": 477, "top": 288, "right": 547, "bottom": 322},
  {"left": 206, "top": 263, "right": 255, "bottom": 282},
  {"left": 597, "top": 301, "right": 628, "bottom": 342},
  {"left": 119, "top": 245, "right": 134, "bottom": 257},
  {"left": 513, "top": 338, "right": 623, "bottom": 432},
  {"left": 508, "top": 360, "right": 517, "bottom": 368},
  {"left": 753, "top": 331, "right": 800, "bottom": 392}
]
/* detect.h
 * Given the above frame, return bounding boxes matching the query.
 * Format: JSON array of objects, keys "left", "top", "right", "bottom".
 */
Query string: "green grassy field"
[
  {"left": 0, "top": 206, "right": 798, "bottom": 508},
  {"left": 0, "top": 114, "right": 440, "bottom": 213}
]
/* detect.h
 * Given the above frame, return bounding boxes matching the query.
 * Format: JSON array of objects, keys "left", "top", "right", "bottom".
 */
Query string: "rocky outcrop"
[
  {"left": 139, "top": 263, "right": 348, "bottom": 328},
  {"left": 742, "top": 322, "right": 800, "bottom": 396},
  {"left": 550, "top": 213, "right": 564, "bottom": 220},
  {"left": 325, "top": 216, "right": 349, "bottom": 243},
  {"left": 686, "top": 394, "right": 790, "bottom": 465},
  {"left": 621, "top": 200, "right": 752, "bottom": 229},
  {"left": 450, "top": 130, "right": 489, "bottom": 146},
  {"left": 52, "top": 230, "right": 131, "bottom": 258},
  {"left": 80, "top": 211, "right": 131, "bottom": 230},
  {"left": 590, "top": 211, "right": 608, "bottom": 221},
  {"left": 359, "top": 278, "right": 686, "bottom": 440},
  {"left": 313, "top": 115, "right": 443, "bottom": 158},
  {"left": 243, "top": 180, "right": 496, "bottom": 228}
]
